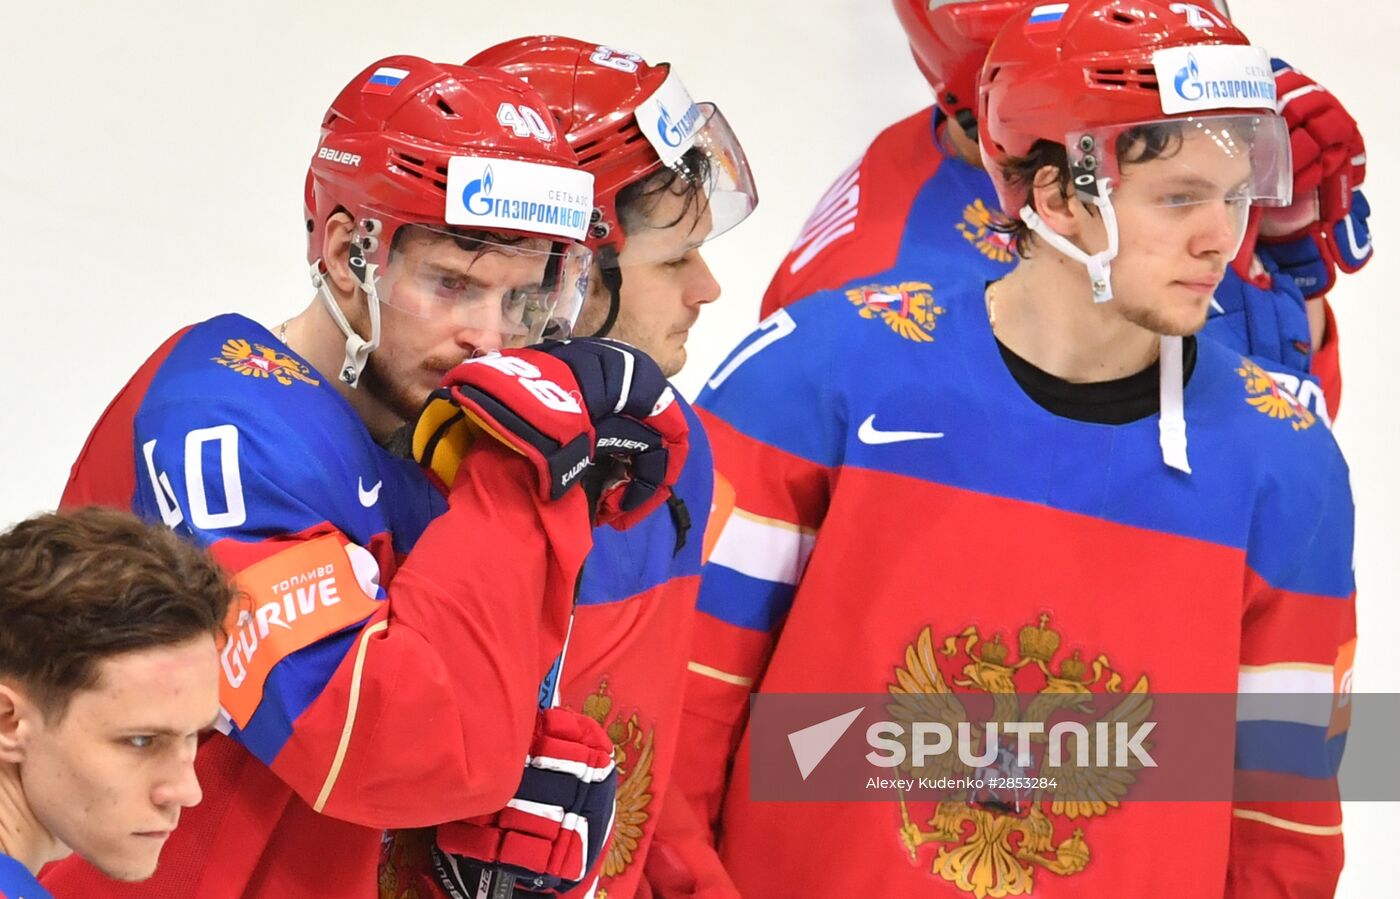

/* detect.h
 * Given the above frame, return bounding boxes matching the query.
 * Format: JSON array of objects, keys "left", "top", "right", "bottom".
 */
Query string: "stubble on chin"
[
  {"left": 360, "top": 357, "right": 436, "bottom": 426},
  {"left": 1121, "top": 300, "right": 1210, "bottom": 339},
  {"left": 659, "top": 346, "right": 685, "bottom": 378}
]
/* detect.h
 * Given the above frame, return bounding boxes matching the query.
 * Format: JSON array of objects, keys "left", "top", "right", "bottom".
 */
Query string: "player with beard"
[
  {"left": 47, "top": 55, "right": 688, "bottom": 898},
  {"left": 379, "top": 37, "right": 757, "bottom": 899}
]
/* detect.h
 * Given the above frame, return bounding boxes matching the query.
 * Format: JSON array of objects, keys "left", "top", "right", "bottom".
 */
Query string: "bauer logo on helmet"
[{"left": 316, "top": 146, "right": 361, "bottom": 168}]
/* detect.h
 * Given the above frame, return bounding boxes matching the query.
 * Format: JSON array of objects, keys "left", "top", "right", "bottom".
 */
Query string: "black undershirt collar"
[{"left": 994, "top": 335, "right": 1198, "bottom": 425}]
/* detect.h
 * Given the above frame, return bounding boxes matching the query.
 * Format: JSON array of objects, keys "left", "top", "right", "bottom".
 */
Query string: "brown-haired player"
[{"left": 0, "top": 507, "right": 234, "bottom": 897}]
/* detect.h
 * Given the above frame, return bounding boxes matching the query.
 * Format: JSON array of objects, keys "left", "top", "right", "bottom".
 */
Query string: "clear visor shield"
[
  {"left": 622, "top": 103, "right": 757, "bottom": 264},
  {"left": 357, "top": 215, "right": 592, "bottom": 346},
  {"left": 688, "top": 103, "right": 758, "bottom": 245},
  {"left": 1070, "top": 113, "right": 1292, "bottom": 259}
]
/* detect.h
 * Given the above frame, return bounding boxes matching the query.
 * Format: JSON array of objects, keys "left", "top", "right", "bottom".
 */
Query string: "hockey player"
[
  {"left": 45, "top": 56, "right": 688, "bottom": 898},
  {"left": 380, "top": 37, "right": 757, "bottom": 899},
  {"left": 0, "top": 508, "right": 234, "bottom": 897},
  {"left": 679, "top": 2, "right": 1354, "bottom": 896},
  {"left": 759, "top": 0, "right": 1370, "bottom": 419}
]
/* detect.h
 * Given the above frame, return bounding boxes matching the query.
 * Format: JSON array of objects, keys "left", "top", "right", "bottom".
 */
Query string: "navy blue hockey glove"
[
  {"left": 432, "top": 708, "right": 617, "bottom": 896},
  {"left": 533, "top": 338, "right": 689, "bottom": 530}
]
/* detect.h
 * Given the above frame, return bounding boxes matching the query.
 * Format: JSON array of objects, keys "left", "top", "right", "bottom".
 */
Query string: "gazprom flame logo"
[
  {"left": 656, "top": 100, "right": 703, "bottom": 149},
  {"left": 452, "top": 161, "right": 589, "bottom": 235},
  {"left": 463, "top": 164, "right": 495, "bottom": 215},
  {"left": 1174, "top": 53, "right": 1204, "bottom": 101}
]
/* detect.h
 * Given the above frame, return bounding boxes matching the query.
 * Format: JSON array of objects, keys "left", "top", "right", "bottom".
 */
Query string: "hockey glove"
[
  {"left": 1257, "top": 59, "right": 1373, "bottom": 298},
  {"left": 1203, "top": 262, "right": 1312, "bottom": 376},
  {"left": 413, "top": 350, "right": 596, "bottom": 502},
  {"left": 432, "top": 707, "right": 618, "bottom": 896},
  {"left": 533, "top": 339, "right": 690, "bottom": 530}
]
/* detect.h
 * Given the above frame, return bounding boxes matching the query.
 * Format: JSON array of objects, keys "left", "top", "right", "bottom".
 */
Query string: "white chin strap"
[
  {"left": 310, "top": 260, "right": 381, "bottom": 389},
  {"left": 1019, "top": 179, "right": 1191, "bottom": 474},
  {"left": 1019, "top": 178, "right": 1119, "bottom": 303}
]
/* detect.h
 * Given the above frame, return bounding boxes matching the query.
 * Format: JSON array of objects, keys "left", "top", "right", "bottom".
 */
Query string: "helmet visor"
[
  {"left": 358, "top": 215, "right": 591, "bottom": 346},
  {"left": 691, "top": 103, "right": 759, "bottom": 243},
  {"left": 615, "top": 103, "right": 758, "bottom": 264},
  {"left": 1071, "top": 113, "right": 1292, "bottom": 258}
]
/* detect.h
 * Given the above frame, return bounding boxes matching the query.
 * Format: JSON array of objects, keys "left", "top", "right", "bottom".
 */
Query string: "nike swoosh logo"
[
  {"left": 857, "top": 414, "right": 944, "bottom": 445},
  {"left": 358, "top": 477, "right": 382, "bottom": 507}
]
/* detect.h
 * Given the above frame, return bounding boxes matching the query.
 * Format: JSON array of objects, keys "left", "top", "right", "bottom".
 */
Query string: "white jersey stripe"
[{"left": 709, "top": 507, "right": 817, "bottom": 585}]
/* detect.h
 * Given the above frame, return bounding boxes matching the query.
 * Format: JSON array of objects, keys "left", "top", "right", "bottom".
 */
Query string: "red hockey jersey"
[
  {"left": 677, "top": 273, "right": 1355, "bottom": 897},
  {"left": 47, "top": 315, "right": 591, "bottom": 898}
]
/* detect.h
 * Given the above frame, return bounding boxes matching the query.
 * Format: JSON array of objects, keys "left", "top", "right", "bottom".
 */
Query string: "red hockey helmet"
[
  {"left": 977, "top": 0, "right": 1286, "bottom": 475},
  {"left": 891, "top": 1, "right": 1027, "bottom": 135},
  {"left": 307, "top": 55, "right": 594, "bottom": 263},
  {"left": 979, "top": 0, "right": 1288, "bottom": 225},
  {"left": 304, "top": 56, "right": 596, "bottom": 383},
  {"left": 467, "top": 36, "right": 757, "bottom": 258}
]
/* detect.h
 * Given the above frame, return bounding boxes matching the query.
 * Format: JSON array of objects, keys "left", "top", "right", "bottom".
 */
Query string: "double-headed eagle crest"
[
  {"left": 846, "top": 281, "right": 945, "bottom": 343},
  {"left": 1236, "top": 358, "right": 1317, "bottom": 431},
  {"left": 887, "top": 614, "right": 1152, "bottom": 897},
  {"left": 582, "top": 678, "right": 655, "bottom": 895},
  {"left": 213, "top": 338, "right": 320, "bottom": 388},
  {"left": 957, "top": 199, "right": 1017, "bottom": 265}
]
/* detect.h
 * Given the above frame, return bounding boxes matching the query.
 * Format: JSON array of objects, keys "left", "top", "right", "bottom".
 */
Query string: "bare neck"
[
  {"left": 940, "top": 112, "right": 984, "bottom": 169},
  {"left": 279, "top": 297, "right": 403, "bottom": 442},
  {"left": 990, "top": 253, "right": 1159, "bottom": 383},
  {"left": 0, "top": 762, "right": 66, "bottom": 874}
]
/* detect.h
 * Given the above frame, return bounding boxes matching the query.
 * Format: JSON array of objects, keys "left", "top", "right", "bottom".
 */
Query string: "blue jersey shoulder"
[
  {"left": 706, "top": 266, "right": 1351, "bottom": 599},
  {"left": 131, "top": 314, "right": 442, "bottom": 553},
  {"left": 895, "top": 149, "right": 1015, "bottom": 281},
  {"left": 0, "top": 852, "right": 51, "bottom": 899},
  {"left": 699, "top": 292, "right": 849, "bottom": 468},
  {"left": 1187, "top": 337, "right": 1352, "bottom": 597}
]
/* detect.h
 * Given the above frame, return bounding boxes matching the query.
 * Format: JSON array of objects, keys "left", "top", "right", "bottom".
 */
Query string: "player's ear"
[
  {"left": 321, "top": 211, "right": 361, "bottom": 299},
  {"left": 0, "top": 682, "right": 37, "bottom": 763},
  {"left": 1029, "top": 164, "right": 1080, "bottom": 238}
]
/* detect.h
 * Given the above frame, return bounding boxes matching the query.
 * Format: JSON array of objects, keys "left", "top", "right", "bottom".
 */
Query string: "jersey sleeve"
[
  {"left": 1310, "top": 298, "right": 1342, "bottom": 419},
  {"left": 128, "top": 396, "right": 593, "bottom": 828},
  {"left": 760, "top": 157, "right": 864, "bottom": 318},
  {"left": 675, "top": 304, "right": 843, "bottom": 833},
  {"left": 760, "top": 108, "right": 944, "bottom": 320},
  {"left": 1228, "top": 444, "right": 1355, "bottom": 897}
]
